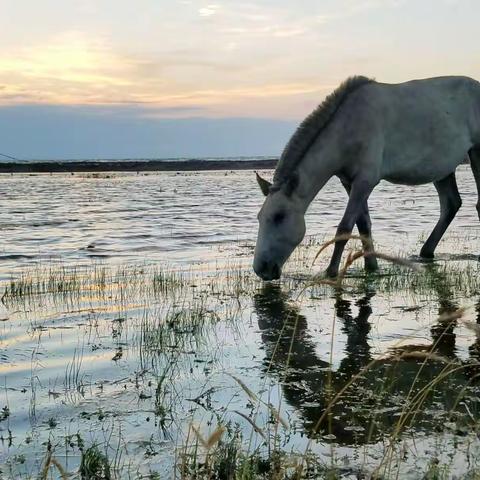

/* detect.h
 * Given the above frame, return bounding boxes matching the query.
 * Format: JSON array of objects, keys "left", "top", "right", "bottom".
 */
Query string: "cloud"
[
  {"left": 216, "top": 3, "right": 327, "bottom": 39},
  {"left": 3, "top": 0, "right": 476, "bottom": 123},
  {"left": 198, "top": 4, "right": 221, "bottom": 16},
  {"left": 220, "top": 25, "right": 307, "bottom": 38},
  {"left": 0, "top": 32, "right": 145, "bottom": 104},
  {"left": 0, "top": 33, "right": 129, "bottom": 85},
  {"left": 0, "top": 3, "right": 341, "bottom": 118},
  {"left": 0, "top": 29, "right": 335, "bottom": 118},
  {"left": 342, "top": 0, "right": 407, "bottom": 13}
]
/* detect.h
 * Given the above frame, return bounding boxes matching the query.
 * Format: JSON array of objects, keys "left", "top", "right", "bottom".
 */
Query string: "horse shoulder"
[{"left": 334, "top": 85, "right": 386, "bottom": 160}]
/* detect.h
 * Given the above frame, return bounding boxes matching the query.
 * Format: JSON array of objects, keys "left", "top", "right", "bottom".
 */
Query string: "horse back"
[{"left": 336, "top": 76, "right": 480, "bottom": 185}]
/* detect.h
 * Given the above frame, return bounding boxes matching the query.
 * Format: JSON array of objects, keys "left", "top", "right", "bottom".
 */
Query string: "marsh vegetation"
[{"left": 2, "top": 167, "right": 480, "bottom": 478}]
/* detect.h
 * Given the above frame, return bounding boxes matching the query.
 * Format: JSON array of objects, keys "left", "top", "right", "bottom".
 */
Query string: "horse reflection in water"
[{"left": 253, "top": 275, "right": 480, "bottom": 444}]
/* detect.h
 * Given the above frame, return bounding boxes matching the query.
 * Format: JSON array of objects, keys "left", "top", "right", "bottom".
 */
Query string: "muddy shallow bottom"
[{"left": 2, "top": 166, "right": 480, "bottom": 478}]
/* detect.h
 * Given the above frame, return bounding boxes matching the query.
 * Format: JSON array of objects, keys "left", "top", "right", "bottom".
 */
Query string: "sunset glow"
[
  {"left": 1, "top": 0, "right": 479, "bottom": 157},
  {"left": 1, "top": 0, "right": 478, "bottom": 118}
]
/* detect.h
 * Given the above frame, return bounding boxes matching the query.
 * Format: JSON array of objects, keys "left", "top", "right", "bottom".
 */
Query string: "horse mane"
[{"left": 273, "top": 75, "right": 374, "bottom": 187}]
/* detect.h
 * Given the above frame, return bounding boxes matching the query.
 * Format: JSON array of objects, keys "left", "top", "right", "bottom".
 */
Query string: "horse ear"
[{"left": 256, "top": 172, "right": 272, "bottom": 196}]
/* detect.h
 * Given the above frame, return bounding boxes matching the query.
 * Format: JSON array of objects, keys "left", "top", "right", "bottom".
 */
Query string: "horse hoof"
[
  {"left": 419, "top": 249, "right": 434, "bottom": 259},
  {"left": 364, "top": 257, "right": 379, "bottom": 272},
  {"left": 325, "top": 267, "right": 339, "bottom": 279}
]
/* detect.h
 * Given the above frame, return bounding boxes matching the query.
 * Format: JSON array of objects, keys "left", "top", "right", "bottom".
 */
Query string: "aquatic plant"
[
  {"left": 5, "top": 231, "right": 480, "bottom": 479},
  {"left": 79, "top": 444, "right": 111, "bottom": 480}
]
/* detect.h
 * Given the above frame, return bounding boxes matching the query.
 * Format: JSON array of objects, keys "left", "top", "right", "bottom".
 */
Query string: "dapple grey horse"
[{"left": 254, "top": 76, "right": 480, "bottom": 280}]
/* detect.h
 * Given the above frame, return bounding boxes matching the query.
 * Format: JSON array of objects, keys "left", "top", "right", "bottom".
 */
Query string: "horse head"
[{"left": 253, "top": 172, "right": 306, "bottom": 280}]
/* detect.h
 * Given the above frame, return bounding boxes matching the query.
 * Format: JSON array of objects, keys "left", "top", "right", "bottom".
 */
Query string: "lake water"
[{"left": 2, "top": 165, "right": 480, "bottom": 478}]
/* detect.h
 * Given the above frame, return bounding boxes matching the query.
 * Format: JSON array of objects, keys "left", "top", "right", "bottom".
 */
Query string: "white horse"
[{"left": 254, "top": 75, "right": 480, "bottom": 280}]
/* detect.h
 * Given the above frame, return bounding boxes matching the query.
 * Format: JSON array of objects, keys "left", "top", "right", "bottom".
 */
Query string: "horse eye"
[{"left": 273, "top": 212, "right": 286, "bottom": 225}]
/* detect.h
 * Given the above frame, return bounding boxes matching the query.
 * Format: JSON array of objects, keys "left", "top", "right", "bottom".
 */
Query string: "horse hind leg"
[
  {"left": 469, "top": 147, "right": 480, "bottom": 221},
  {"left": 419, "top": 172, "right": 462, "bottom": 259},
  {"left": 356, "top": 206, "right": 378, "bottom": 271}
]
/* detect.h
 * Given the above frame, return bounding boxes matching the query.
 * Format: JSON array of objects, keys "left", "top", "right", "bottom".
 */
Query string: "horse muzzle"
[{"left": 253, "top": 260, "right": 282, "bottom": 281}]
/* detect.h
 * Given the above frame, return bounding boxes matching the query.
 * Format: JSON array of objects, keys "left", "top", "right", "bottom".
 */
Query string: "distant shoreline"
[{"left": 0, "top": 158, "right": 278, "bottom": 173}]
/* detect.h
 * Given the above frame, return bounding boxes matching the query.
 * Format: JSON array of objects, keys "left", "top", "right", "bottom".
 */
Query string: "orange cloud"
[
  {"left": 0, "top": 33, "right": 144, "bottom": 103},
  {"left": 0, "top": 31, "right": 332, "bottom": 118}
]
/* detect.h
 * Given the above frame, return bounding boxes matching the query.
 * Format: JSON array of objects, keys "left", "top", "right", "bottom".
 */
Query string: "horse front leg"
[
  {"left": 326, "top": 179, "right": 377, "bottom": 278},
  {"left": 341, "top": 182, "right": 378, "bottom": 272}
]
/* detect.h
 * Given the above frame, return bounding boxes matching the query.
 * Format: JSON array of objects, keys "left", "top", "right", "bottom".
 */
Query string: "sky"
[{"left": 0, "top": 0, "right": 479, "bottom": 159}]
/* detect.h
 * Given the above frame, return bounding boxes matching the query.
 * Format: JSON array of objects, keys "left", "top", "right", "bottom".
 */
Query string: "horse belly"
[
  {"left": 383, "top": 163, "right": 457, "bottom": 185},
  {"left": 382, "top": 150, "right": 467, "bottom": 185},
  {"left": 381, "top": 122, "right": 471, "bottom": 185}
]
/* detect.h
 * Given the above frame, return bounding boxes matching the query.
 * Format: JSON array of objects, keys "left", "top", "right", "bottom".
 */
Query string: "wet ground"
[{"left": 2, "top": 165, "right": 480, "bottom": 478}]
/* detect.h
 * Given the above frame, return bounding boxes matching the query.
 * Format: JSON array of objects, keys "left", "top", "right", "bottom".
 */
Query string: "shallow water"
[{"left": 2, "top": 165, "right": 480, "bottom": 478}]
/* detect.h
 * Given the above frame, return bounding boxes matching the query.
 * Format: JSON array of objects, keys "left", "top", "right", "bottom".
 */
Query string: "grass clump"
[
  {"left": 179, "top": 423, "right": 351, "bottom": 479},
  {"left": 80, "top": 444, "right": 111, "bottom": 480},
  {"left": 1, "top": 263, "right": 187, "bottom": 306},
  {"left": 2, "top": 265, "right": 81, "bottom": 300}
]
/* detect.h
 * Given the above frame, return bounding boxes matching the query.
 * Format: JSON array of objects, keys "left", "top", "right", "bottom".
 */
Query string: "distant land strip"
[{"left": 0, "top": 158, "right": 278, "bottom": 173}]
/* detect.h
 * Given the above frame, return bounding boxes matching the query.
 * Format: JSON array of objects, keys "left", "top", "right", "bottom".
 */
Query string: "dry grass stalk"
[
  {"left": 191, "top": 424, "right": 208, "bottom": 449},
  {"left": 396, "top": 350, "right": 450, "bottom": 363},
  {"left": 389, "top": 344, "right": 452, "bottom": 364},
  {"left": 310, "top": 276, "right": 339, "bottom": 288},
  {"left": 369, "top": 251, "right": 421, "bottom": 271},
  {"left": 206, "top": 426, "right": 226, "bottom": 449},
  {"left": 312, "top": 234, "right": 364, "bottom": 265},
  {"left": 229, "top": 374, "right": 289, "bottom": 430},
  {"left": 311, "top": 235, "right": 420, "bottom": 291},
  {"left": 233, "top": 410, "right": 267, "bottom": 440},
  {"left": 336, "top": 250, "right": 366, "bottom": 283},
  {"left": 229, "top": 374, "right": 259, "bottom": 403},
  {"left": 50, "top": 458, "right": 69, "bottom": 480},
  {"left": 390, "top": 344, "right": 432, "bottom": 353},
  {"left": 39, "top": 452, "right": 68, "bottom": 480},
  {"left": 39, "top": 450, "right": 53, "bottom": 480},
  {"left": 190, "top": 424, "right": 226, "bottom": 450}
]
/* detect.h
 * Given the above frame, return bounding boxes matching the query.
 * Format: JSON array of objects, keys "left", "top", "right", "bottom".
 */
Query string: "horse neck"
[{"left": 293, "top": 142, "right": 338, "bottom": 210}]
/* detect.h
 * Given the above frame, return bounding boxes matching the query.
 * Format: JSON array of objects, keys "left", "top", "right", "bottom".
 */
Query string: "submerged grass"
[
  {"left": 1, "top": 263, "right": 187, "bottom": 306},
  {"left": 5, "top": 234, "right": 480, "bottom": 479}
]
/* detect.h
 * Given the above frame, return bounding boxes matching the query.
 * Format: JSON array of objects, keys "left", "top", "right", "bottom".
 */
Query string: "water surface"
[{"left": 2, "top": 165, "right": 480, "bottom": 478}]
